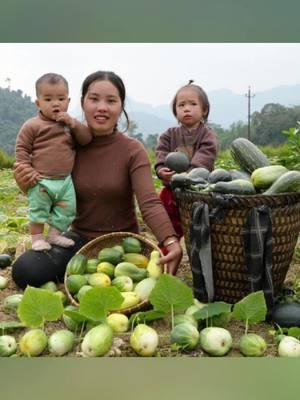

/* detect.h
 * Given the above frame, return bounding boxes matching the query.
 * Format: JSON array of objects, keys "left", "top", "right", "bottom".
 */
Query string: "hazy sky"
[{"left": 1, "top": 43, "right": 300, "bottom": 114}]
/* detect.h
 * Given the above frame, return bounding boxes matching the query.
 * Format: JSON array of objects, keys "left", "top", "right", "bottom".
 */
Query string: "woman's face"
[{"left": 82, "top": 80, "right": 122, "bottom": 135}]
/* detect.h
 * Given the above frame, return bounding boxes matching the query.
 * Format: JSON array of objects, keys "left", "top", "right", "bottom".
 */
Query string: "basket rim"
[
  {"left": 176, "top": 188, "right": 300, "bottom": 200},
  {"left": 64, "top": 231, "right": 161, "bottom": 313},
  {"left": 174, "top": 188, "right": 300, "bottom": 209}
]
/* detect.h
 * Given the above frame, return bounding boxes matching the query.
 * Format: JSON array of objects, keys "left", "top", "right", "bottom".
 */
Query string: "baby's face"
[{"left": 36, "top": 81, "right": 70, "bottom": 121}]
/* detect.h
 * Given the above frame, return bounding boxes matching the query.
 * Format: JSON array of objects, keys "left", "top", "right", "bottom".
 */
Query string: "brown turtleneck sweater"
[
  {"left": 15, "top": 112, "right": 92, "bottom": 178},
  {"left": 155, "top": 123, "right": 218, "bottom": 174},
  {"left": 71, "top": 131, "right": 176, "bottom": 243}
]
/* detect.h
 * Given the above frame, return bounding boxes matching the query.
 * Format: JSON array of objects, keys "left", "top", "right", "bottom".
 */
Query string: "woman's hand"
[
  {"left": 157, "top": 240, "right": 183, "bottom": 275},
  {"left": 157, "top": 167, "right": 176, "bottom": 185},
  {"left": 13, "top": 163, "right": 40, "bottom": 193}
]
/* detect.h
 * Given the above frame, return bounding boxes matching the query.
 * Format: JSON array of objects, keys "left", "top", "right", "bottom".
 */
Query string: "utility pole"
[{"left": 245, "top": 86, "right": 255, "bottom": 141}]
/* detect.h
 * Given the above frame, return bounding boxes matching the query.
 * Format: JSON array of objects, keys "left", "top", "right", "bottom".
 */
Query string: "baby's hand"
[
  {"left": 158, "top": 167, "right": 175, "bottom": 184},
  {"left": 55, "top": 112, "right": 75, "bottom": 129}
]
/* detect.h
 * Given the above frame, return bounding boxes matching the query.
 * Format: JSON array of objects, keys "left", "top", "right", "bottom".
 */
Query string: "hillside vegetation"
[
  {"left": 1, "top": 86, "right": 300, "bottom": 157},
  {"left": 0, "top": 88, "right": 36, "bottom": 155}
]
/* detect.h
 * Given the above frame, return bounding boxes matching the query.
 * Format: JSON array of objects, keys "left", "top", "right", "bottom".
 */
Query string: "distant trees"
[
  {"left": 0, "top": 87, "right": 36, "bottom": 155},
  {"left": 251, "top": 103, "right": 300, "bottom": 146},
  {"left": 212, "top": 121, "right": 248, "bottom": 150},
  {"left": 213, "top": 103, "right": 300, "bottom": 149}
]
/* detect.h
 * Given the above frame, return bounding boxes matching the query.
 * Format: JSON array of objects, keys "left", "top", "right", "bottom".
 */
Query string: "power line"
[{"left": 245, "top": 86, "right": 255, "bottom": 141}]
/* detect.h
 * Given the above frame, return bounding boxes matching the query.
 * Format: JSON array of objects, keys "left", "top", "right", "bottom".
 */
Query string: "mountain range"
[{"left": 73, "top": 84, "right": 300, "bottom": 137}]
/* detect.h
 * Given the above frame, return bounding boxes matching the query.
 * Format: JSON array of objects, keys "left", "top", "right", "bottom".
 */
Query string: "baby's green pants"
[{"left": 27, "top": 175, "right": 76, "bottom": 232}]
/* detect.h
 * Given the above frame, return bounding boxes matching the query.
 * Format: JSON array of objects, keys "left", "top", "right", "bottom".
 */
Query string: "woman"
[{"left": 12, "top": 70, "right": 183, "bottom": 288}]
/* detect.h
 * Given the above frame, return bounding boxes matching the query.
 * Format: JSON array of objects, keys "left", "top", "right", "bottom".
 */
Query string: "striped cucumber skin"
[
  {"left": 263, "top": 170, "right": 300, "bottom": 195},
  {"left": 231, "top": 138, "right": 270, "bottom": 174}
]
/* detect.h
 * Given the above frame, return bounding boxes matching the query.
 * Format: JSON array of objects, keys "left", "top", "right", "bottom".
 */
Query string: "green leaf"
[
  {"left": 129, "top": 309, "right": 167, "bottom": 326},
  {"left": 0, "top": 320, "right": 25, "bottom": 333},
  {"left": 193, "top": 302, "right": 232, "bottom": 321},
  {"left": 288, "top": 327, "right": 300, "bottom": 338},
  {"left": 63, "top": 309, "right": 90, "bottom": 323},
  {"left": 149, "top": 274, "right": 194, "bottom": 313},
  {"left": 232, "top": 291, "right": 267, "bottom": 327},
  {"left": 79, "top": 286, "right": 123, "bottom": 321},
  {"left": 17, "top": 286, "right": 64, "bottom": 328}
]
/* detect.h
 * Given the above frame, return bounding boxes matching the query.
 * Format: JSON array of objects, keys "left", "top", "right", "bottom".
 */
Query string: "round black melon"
[{"left": 165, "top": 152, "right": 190, "bottom": 173}]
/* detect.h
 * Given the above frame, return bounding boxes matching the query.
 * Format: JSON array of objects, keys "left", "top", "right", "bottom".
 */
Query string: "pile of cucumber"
[{"left": 171, "top": 138, "right": 300, "bottom": 195}]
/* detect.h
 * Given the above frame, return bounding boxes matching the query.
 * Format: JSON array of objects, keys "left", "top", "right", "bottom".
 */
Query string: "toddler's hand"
[
  {"left": 13, "top": 163, "right": 40, "bottom": 193},
  {"left": 55, "top": 112, "right": 76, "bottom": 129},
  {"left": 158, "top": 167, "right": 175, "bottom": 184}
]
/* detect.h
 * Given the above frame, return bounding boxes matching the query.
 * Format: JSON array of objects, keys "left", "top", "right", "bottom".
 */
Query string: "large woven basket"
[
  {"left": 64, "top": 232, "right": 161, "bottom": 315},
  {"left": 174, "top": 189, "right": 300, "bottom": 303}
]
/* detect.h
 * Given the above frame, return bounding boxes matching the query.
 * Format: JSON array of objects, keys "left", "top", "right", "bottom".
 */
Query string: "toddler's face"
[
  {"left": 175, "top": 87, "right": 207, "bottom": 129},
  {"left": 36, "top": 81, "right": 70, "bottom": 121}
]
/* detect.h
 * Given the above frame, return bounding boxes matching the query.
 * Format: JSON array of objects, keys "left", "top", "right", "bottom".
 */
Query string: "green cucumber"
[
  {"left": 114, "top": 262, "right": 147, "bottom": 282},
  {"left": 230, "top": 138, "right": 270, "bottom": 174},
  {"left": 251, "top": 165, "right": 288, "bottom": 189},
  {"left": 98, "top": 247, "right": 124, "bottom": 265},
  {"left": 208, "top": 168, "right": 232, "bottom": 184},
  {"left": 212, "top": 179, "right": 256, "bottom": 195},
  {"left": 122, "top": 237, "right": 142, "bottom": 254},
  {"left": 66, "top": 254, "right": 87, "bottom": 275},
  {"left": 263, "top": 170, "right": 300, "bottom": 195},
  {"left": 0, "top": 254, "right": 12, "bottom": 269}
]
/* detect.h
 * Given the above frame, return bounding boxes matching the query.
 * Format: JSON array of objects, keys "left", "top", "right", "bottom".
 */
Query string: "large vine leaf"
[
  {"left": 79, "top": 286, "right": 123, "bottom": 322},
  {"left": 232, "top": 291, "right": 267, "bottom": 327},
  {"left": 17, "top": 286, "right": 64, "bottom": 328},
  {"left": 149, "top": 274, "right": 194, "bottom": 313},
  {"left": 193, "top": 302, "right": 232, "bottom": 321}
]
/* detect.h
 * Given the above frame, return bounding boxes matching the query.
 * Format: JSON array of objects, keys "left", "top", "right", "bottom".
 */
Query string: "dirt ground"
[{"left": 1, "top": 231, "right": 298, "bottom": 358}]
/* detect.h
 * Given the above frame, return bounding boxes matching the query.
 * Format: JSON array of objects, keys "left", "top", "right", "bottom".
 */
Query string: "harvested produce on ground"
[
  {"left": 107, "top": 313, "right": 129, "bottom": 333},
  {"left": 3, "top": 294, "right": 23, "bottom": 313},
  {"left": 239, "top": 333, "right": 267, "bottom": 357},
  {"left": 0, "top": 254, "right": 12, "bottom": 269},
  {"left": 48, "top": 329, "right": 75, "bottom": 356},
  {"left": 278, "top": 336, "right": 300, "bottom": 357},
  {"left": 0, "top": 335, "right": 17, "bottom": 357},
  {"left": 170, "top": 322, "right": 200, "bottom": 350},
  {"left": 19, "top": 329, "right": 48, "bottom": 357},
  {"left": 271, "top": 302, "right": 300, "bottom": 327},
  {"left": 0, "top": 275, "right": 8, "bottom": 289},
  {"left": 130, "top": 324, "right": 159, "bottom": 356},
  {"left": 81, "top": 324, "right": 113, "bottom": 357},
  {"left": 199, "top": 327, "right": 232, "bottom": 356}
]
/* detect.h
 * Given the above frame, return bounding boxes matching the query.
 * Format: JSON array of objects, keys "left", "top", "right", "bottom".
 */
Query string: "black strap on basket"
[
  {"left": 241, "top": 205, "right": 274, "bottom": 314},
  {"left": 189, "top": 201, "right": 214, "bottom": 302}
]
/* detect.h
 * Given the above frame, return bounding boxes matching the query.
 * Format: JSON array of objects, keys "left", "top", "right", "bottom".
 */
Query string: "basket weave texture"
[
  {"left": 64, "top": 232, "right": 161, "bottom": 315},
  {"left": 174, "top": 190, "right": 300, "bottom": 303}
]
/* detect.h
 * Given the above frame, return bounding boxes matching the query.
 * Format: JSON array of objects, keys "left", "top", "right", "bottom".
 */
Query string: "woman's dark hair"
[
  {"left": 81, "top": 71, "right": 130, "bottom": 131},
  {"left": 171, "top": 80, "right": 210, "bottom": 123}
]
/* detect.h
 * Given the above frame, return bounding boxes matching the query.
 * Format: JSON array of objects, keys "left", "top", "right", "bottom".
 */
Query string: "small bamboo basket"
[
  {"left": 64, "top": 232, "right": 162, "bottom": 315},
  {"left": 174, "top": 189, "right": 300, "bottom": 303}
]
